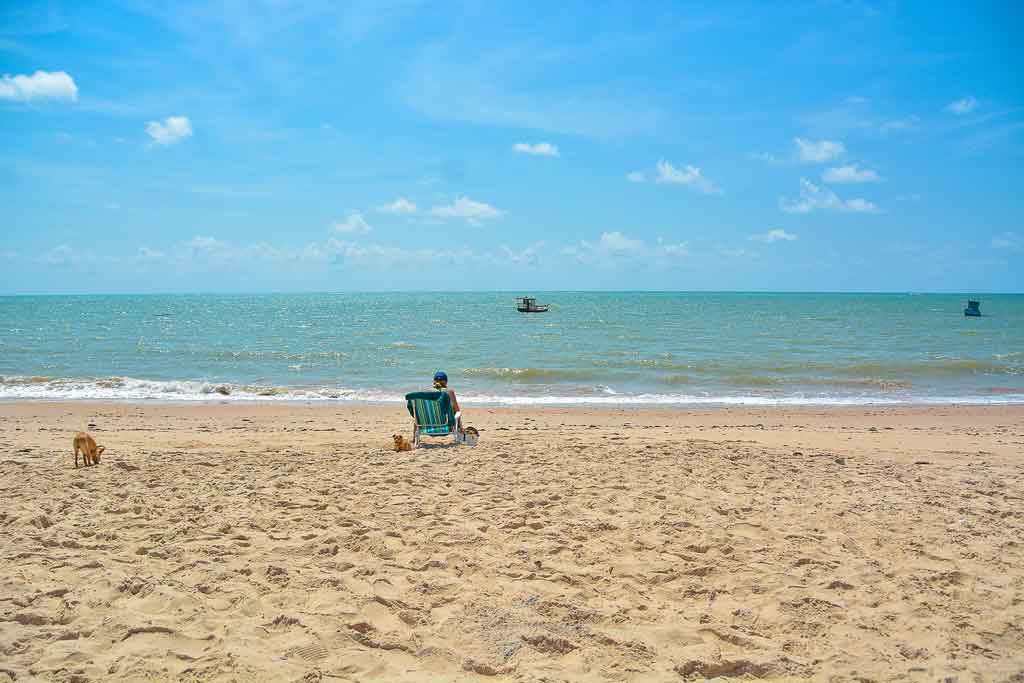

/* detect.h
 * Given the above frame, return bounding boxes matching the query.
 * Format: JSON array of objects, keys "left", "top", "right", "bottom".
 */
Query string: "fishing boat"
[
  {"left": 516, "top": 296, "right": 549, "bottom": 313},
  {"left": 964, "top": 300, "right": 981, "bottom": 317}
]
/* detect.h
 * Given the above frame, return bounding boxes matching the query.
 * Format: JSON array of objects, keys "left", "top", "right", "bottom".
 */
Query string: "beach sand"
[{"left": 1, "top": 402, "right": 1022, "bottom": 681}]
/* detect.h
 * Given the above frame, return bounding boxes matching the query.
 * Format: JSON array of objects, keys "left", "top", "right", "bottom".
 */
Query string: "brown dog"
[
  {"left": 73, "top": 432, "right": 105, "bottom": 467},
  {"left": 392, "top": 434, "right": 413, "bottom": 452}
]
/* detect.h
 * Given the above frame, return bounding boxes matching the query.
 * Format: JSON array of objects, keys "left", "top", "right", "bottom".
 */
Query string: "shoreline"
[{"left": 2, "top": 394, "right": 1024, "bottom": 407}]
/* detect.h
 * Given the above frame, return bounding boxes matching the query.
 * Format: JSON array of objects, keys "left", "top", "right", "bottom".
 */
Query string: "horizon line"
[{"left": 1, "top": 289, "right": 1021, "bottom": 297}]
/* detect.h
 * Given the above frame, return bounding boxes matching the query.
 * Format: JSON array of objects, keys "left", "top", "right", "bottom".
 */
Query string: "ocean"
[{"left": 0, "top": 292, "right": 1021, "bottom": 405}]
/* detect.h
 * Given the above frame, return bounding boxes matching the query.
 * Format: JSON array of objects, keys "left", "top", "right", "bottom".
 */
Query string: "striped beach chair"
[{"left": 405, "top": 390, "right": 462, "bottom": 448}]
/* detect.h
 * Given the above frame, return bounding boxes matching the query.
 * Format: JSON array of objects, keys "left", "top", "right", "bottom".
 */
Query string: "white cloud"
[
  {"left": 749, "top": 229, "right": 797, "bottom": 243},
  {"left": 822, "top": 164, "right": 882, "bottom": 183},
  {"left": 37, "top": 244, "right": 76, "bottom": 266},
  {"left": 184, "top": 235, "right": 227, "bottom": 251},
  {"left": 331, "top": 211, "right": 373, "bottom": 234},
  {"left": 145, "top": 116, "right": 193, "bottom": 146},
  {"left": 377, "top": 197, "right": 418, "bottom": 214},
  {"left": 499, "top": 243, "right": 545, "bottom": 266},
  {"left": 946, "top": 97, "right": 978, "bottom": 115},
  {"left": 750, "top": 152, "right": 782, "bottom": 164},
  {"left": 429, "top": 196, "right": 504, "bottom": 226},
  {"left": 328, "top": 238, "right": 473, "bottom": 268},
  {"left": 626, "top": 171, "right": 646, "bottom": 183},
  {"left": 0, "top": 70, "right": 78, "bottom": 102},
  {"left": 599, "top": 231, "right": 643, "bottom": 252},
  {"left": 794, "top": 137, "right": 846, "bottom": 163},
  {"left": 655, "top": 160, "right": 718, "bottom": 194},
  {"left": 879, "top": 116, "right": 919, "bottom": 135},
  {"left": 720, "top": 248, "right": 758, "bottom": 260},
  {"left": 991, "top": 232, "right": 1021, "bottom": 250},
  {"left": 565, "top": 233, "right": 643, "bottom": 266},
  {"left": 562, "top": 232, "right": 690, "bottom": 266},
  {"left": 137, "top": 246, "right": 166, "bottom": 262},
  {"left": 780, "top": 178, "right": 880, "bottom": 214},
  {"left": 513, "top": 142, "right": 559, "bottom": 157},
  {"left": 660, "top": 240, "right": 689, "bottom": 257},
  {"left": 172, "top": 236, "right": 331, "bottom": 267},
  {"left": 403, "top": 45, "right": 663, "bottom": 139}
]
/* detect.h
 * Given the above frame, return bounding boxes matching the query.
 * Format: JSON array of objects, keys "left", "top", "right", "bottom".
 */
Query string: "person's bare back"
[{"left": 432, "top": 371, "right": 463, "bottom": 432}]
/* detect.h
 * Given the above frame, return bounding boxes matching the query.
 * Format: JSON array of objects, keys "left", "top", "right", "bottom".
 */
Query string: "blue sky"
[{"left": 1, "top": 0, "right": 1021, "bottom": 293}]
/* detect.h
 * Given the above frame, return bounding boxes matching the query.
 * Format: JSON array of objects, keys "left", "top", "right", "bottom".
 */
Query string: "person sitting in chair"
[{"left": 432, "top": 371, "right": 464, "bottom": 436}]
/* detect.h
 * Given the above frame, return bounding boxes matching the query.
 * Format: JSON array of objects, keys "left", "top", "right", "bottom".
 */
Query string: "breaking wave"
[{"left": 1, "top": 375, "right": 1022, "bottom": 406}]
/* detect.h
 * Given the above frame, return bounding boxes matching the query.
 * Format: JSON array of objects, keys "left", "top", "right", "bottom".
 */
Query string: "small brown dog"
[
  {"left": 73, "top": 432, "right": 105, "bottom": 467},
  {"left": 392, "top": 434, "right": 413, "bottom": 452}
]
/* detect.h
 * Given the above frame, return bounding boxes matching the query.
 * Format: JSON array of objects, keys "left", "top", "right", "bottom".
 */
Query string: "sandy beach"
[{"left": 1, "top": 402, "right": 1022, "bottom": 682}]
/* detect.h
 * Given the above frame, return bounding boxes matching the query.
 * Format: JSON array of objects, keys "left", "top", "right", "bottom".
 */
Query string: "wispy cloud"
[
  {"left": 36, "top": 244, "right": 77, "bottom": 266},
  {"left": 749, "top": 151, "right": 782, "bottom": 164},
  {"left": 955, "top": 120, "right": 1024, "bottom": 156},
  {"left": 879, "top": 115, "right": 919, "bottom": 135},
  {"left": 513, "top": 142, "right": 559, "bottom": 157},
  {"left": 402, "top": 44, "right": 663, "bottom": 138},
  {"left": 329, "top": 238, "right": 474, "bottom": 268},
  {"left": 599, "top": 231, "right": 643, "bottom": 252},
  {"left": 0, "top": 70, "right": 78, "bottom": 102},
  {"left": 331, "top": 211, "right": 373, "bottom": 234},
  {"left": 376, "top": 198, "right": 418, "bottom": 214},
  {"left": 625, "top": 171, "right": 646, "bottom": 183},
  {"left": 946, "top": 96, "right": 978, "bottom": 115},
  {"left": 145, "top": 115, "right": 193, "bottom": 146},
  {"left": 184, "top": 235, "right": 228, "bottom": 251},
  {"left": 780, "top": 178, "right": 880, "bottom": 214},
  {"left": 136, "top": 234, "right": 459, "bottom": 269},
  {"left": 429, "top": 196, "right": 504, "bottom": 226},
  {"left": 794, "top": 137, "right": 846, "bottom": 163},
  {"left": 720, "top": 247, "right": 758, "bottom": 260},
  {"left": 822, "top": 164, "right": 882, "bottom": 183},
  {"left": 32, "top": 230, "right": 703, "bottom": 277},
  {"left": 991, "top": 232, "right": 1020, "bottom": 250},
  {"left": 561, "top": 232, "right": 690, "bottom": 266},
  {"left": 655, "top": 161, "right": 718, "bottom": 194},
  {"left": 659, "top": 240, "right": 690, "bottom": 258},
  {"left": 749, "top": 229, "right": 797, "bottom": 243},
  {"left": 137, "top": 246, "right": 166, "bottom": 262},
  {"left": 499, "top": 242, "right": 546, "bottom": 266}
]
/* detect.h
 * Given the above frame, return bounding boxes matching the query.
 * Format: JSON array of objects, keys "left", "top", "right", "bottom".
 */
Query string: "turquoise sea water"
[{"left": 0, "top": 292, "right": 1021, "bottom": 405}]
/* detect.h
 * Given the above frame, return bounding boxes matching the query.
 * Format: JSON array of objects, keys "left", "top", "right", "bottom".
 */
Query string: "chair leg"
[{"left": 412, "top": 424, "right": 420, "bottom": 449}]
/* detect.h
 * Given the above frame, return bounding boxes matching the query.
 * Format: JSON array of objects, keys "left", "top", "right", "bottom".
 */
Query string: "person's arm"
[{"left": 448, "top": 388, "right": 461, "bottom": 414}]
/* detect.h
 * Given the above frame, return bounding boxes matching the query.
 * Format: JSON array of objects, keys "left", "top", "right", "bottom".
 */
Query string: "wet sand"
[{"left": 1, "top": 402, "right": 1022, "bottom": 681}]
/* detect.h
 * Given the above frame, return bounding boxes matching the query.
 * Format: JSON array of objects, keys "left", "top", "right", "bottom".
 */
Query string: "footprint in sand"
[
  {"left": 726, "top": 522, "right": 767, "bottom": 539},
  {"left": 285, "top": 641, "right": 329, "bottom": 662}
]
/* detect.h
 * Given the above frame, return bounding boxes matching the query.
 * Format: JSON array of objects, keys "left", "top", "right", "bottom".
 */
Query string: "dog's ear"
[{"left": 97, "top": 446, "right": 105, "bottom": 456}]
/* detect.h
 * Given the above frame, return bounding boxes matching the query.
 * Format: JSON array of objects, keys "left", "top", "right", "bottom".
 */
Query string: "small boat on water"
[
  {"left": 964, "top": 300, "right": 981, "bottom": 317},
  {"left": 516, "top": 296, "right": 549, "bottom": 313}
]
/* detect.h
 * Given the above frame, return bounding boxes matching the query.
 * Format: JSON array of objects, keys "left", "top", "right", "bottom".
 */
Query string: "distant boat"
[
  {"left": 964, "top": 300, "right": 981, "bottom": 317},
  {"left": 516, "top": 296, "right": 549, "bottom": 313}
]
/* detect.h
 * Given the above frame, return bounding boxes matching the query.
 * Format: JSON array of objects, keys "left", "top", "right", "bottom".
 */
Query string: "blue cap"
[{"left": 433, "top": 371, "right": 448, "bottom": 382}]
